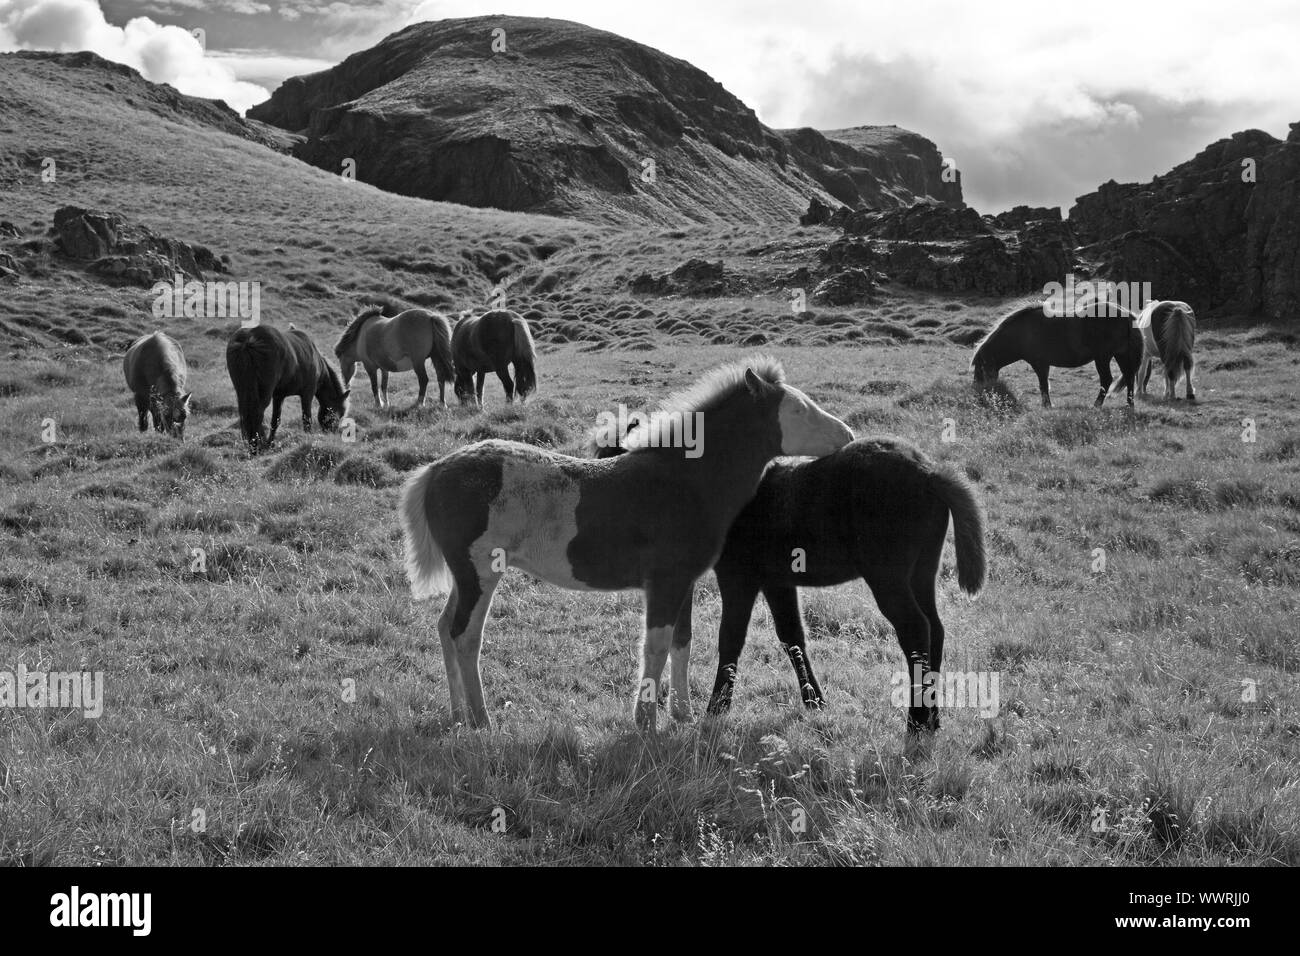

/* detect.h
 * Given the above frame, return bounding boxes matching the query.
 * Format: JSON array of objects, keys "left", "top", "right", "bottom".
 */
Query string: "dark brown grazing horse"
[
  {"left": 400, "top": 358, "right": 854, "bottom": 732},
  {"left": 972, "top": 301, "right": 1142, "bottom": 407},
  {"left": 225, "top": 323, "right": 350, "bottom": 453},
  {"left": 451, "top": 309, "right": 537, "bottom": 406},
  {"left": 595, "top": 432, "right": 986, "bottom": 733},
  {"left": 123, "top": 331, "right": 191, "bottom": 437}
]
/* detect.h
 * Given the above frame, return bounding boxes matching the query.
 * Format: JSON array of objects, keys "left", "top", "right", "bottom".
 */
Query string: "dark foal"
[{"left": 596, "top": 435, "right": 986, "bottom": 733}]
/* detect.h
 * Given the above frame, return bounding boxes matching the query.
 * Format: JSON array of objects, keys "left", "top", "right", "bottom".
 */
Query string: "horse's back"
[
  {"left": 454, "top": 310, "right": 517, "bottom": 370},
  {"left": 124, "top": 331, "right": 186, "bottom": 393}
]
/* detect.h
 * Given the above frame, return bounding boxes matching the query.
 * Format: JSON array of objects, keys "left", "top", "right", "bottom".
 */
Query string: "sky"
[{"left": 2, "top": 0, "right": 1296, "bottom": 211}]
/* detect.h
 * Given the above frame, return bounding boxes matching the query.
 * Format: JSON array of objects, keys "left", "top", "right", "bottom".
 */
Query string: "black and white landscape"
[{"left": 0, "top": 0, "right": 1297, "bottom": 871}]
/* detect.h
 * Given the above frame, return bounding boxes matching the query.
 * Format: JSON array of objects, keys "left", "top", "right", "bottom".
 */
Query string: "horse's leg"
[
  {"left": 366, "top": 365, "right": 381, "bottom": 409},
  {"left": 475, "top": 372, "right": 486, "bottom": 406},
  {"left": 437, "top": 584, "right": 468, "bottom": 724},
  {"left": 1032, "top": 363, "right": 1052, "bottom": 408},
  {"left": 910, "top": 523, "right": 946, "bottom": 729},
  {"left": 763, "top": 584, "right": 824, "bottom": 709},
  {"left": 446, "top": 560, "right": 500, "bottom": 730},
  {"left": 1093, "top": 358, "right": 1113, "bottom": 408},
  {"left": 134, "top": 392, "right": 149, "bottom": 432},
  {"left": 300, "top": 393, "right": 313, "bottom": 432},
  {"left": 868, "top": 572, "right": 936, "bottom": 734},
  {"left": 708, "top": 571, "right": 760, "bottom": 715},
  {"left": 414, "top": 363, "right": 429, "bottom": 409},
  {"left": 668, "top": 584, "right": 695, "bottom": 721},
  {"left": 495, "top": 364, "right": 515, "bottom": 404},
  {"left": 1139, "top": 356, "right": 1153, "bottom": 396},
  {"left": 269, "top": 394, "right": 285, "bottom": 445},
  {"left": 380, "top": 370, "right": 390, "bottom": 409},
  {"left": 437, "top": 374, "right": 447, "bottom": 408},
  {"left": 1185, "top": 354, "right": 1196, "bottom": 402},
  {"left": 637, "top": 576, "right": 694, "bottom": 732}
]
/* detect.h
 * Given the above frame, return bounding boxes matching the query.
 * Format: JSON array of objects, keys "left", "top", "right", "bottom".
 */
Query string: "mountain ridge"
[{"left": 248, "top": 16, "right": 962, "bottom": 225}]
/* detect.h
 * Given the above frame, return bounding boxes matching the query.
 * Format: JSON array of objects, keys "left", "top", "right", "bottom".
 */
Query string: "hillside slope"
[
  {"left": 248, "top": 16, "right": 961, "bottom": 225},
  {"left": 0, "top": 50, "right": 594, "bottom": 355}
]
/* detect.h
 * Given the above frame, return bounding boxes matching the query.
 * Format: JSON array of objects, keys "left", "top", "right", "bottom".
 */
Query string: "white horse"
[{"left": 1137, "top": 300, "right": 1197, "bottom": 401}]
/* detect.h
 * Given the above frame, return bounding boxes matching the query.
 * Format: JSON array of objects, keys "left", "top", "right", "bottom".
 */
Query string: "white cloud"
[{"left": 0, "top": 0, "right": 269, "bottom": 113}]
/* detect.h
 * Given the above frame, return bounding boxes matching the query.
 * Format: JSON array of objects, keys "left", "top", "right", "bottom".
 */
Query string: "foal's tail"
[
  {"left": 1159, "top": 308, "right": 1196, "bottom": 383},
  {"left": 512, "top": 315, "right": 538, "bottom": 398},
  {"left": 400, "top": 463, "right": 453, "bottom": 599},
  {"left": 930, "top": 466, "right": 987, "bottom": 595},
  {"left": 427, "top": 313, "right": 455, "bottom": 384}
]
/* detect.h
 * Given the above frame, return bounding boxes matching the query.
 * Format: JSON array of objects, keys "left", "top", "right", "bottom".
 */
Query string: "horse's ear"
[
  {"left": 744, "top": 367, "right": 772, "bottom": 398},
  {"left": 181, "top": 392, "right": 193, "bottom": 406},
  {"left": 341, "top": 389, "right": 351, "bottom": 399}
]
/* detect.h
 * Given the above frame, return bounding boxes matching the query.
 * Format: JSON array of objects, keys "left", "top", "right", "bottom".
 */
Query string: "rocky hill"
[
  {"left": 1070, "top": 125, "right": 1299, "bottom": 319},
  {"left": 248, "top": 16, "right": 961, "bottom": 225}
]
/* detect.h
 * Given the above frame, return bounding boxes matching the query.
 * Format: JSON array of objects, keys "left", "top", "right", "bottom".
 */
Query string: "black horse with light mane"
[{"left": 971, "top": 301, "right": 1142, "bottom": 407}]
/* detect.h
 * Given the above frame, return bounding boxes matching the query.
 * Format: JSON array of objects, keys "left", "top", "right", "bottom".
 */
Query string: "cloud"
[{"left": 0, "top": 0, "right": 269, "bottom": 113}]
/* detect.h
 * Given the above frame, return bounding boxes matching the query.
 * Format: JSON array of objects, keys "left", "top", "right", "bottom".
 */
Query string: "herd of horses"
[{"left": 121, "top": 295, "right": 1198, "bottom": 736}]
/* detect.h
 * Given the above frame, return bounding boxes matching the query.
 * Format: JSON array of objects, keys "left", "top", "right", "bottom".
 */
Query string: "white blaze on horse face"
[
  {"left": 776, "top": 385, "right": 853, "bottom": 457},
  {"left": 468, "top": 454, "right": 593, "bottom": 590}
]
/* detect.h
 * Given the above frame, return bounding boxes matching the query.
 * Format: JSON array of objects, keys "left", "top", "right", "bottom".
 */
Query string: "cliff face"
[
  {"left": 249, "top": 16, "right": 961, "bottom": 225},
  {"left": 1069, "top": 126, "right": 1300, "bottom": 319},
  {"left": 783, "top": 126, "right": 963, "bottom": 210}
]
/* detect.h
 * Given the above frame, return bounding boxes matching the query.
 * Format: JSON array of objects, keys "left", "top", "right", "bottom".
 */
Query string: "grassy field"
[
  {"left": 2, "top": 329, "right": 1298, "bottom": 865},
  {"left": 2, "top": 51, "right": 1298, "bottom": 866}
]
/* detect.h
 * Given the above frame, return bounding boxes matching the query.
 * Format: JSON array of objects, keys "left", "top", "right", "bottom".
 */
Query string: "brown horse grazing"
[
  {"left": 451, "top": 309, "right": 537, "bottom": 406},
  {"left": 593, "top": 431, "right": 986, "bottom": 733},
  {"left": 225, "top": 323, "right": 350, "bottom": 453},
  {"left": 335, "top": 306, "right": 455, "bottom": 409},
  {"left": 400, "top": 358, "right": 854, "bottom": 732},
  {"left": 123, "top": 331, "right": 191, "bottom": 438},
  {"left": 1137, "top": 300, "right": 1197, "bottom": 401},
  {"left": 972, "top": 302, "right": 1142, "bottom": 407}
]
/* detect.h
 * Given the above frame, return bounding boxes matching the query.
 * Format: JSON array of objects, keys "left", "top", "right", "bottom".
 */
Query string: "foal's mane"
[
  {"left": 335, "top": 305, "right": 385, "bottom": 356},
  {"left": 620, "top": 355, "right": 785, "bottom": 453},
  {"left": 655, "top": 355, "right": 783, "bottom": 417}
]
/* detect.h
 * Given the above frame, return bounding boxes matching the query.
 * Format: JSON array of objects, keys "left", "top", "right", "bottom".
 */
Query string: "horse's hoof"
[
  {"left": 802, "top": 688, "right": 826, "bottom": 710},
  {"left": 634, "top": 700, "right": 658, "bottom": 733},
  {"left": 705, "top": 692, "right": 732, "bottom": 717}
]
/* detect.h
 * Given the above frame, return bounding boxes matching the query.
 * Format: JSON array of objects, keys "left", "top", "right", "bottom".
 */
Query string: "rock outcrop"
[
  {"left": 1069, "top": 126, "right": 1299, "bottom": 318},
  {"left": 249, "top": 16, "right": 961, "bottom": 225},
  {"left": 52, "top": 206, "right": 226, "bottom": 286}
]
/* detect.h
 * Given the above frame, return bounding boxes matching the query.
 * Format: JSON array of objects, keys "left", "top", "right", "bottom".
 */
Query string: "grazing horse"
[
  {"left": 334, "top": 306, "right": 455, "bottom": 409},
  {"left": 225, "top": 323, "right": 350, "bottom": 453},
  {"left": 451, "top": 309, "right": 537, "bottom": 406},
  {"left": 971, "top": 301, "right": 1142, "bottom": 407},
  {"left": 594, "top": 431, "right": 986, "bottom": 733},
  {"left": 1137, "top": 300, "right": 1197, "bottom": 401},
  {"left": 123, "top": 331, "right": 191, "bottom": 438},
  {"left": 400, "top": 358, "right": 853, "bottom": 732}
]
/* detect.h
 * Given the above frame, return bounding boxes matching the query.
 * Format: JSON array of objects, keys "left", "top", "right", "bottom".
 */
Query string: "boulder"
[
  {"left": 812, "top": 268, "right": 876, "bottom": 305},
  {"left": 799, "top": 197, "right": 836, "bottom": 226},
  {"left": 630, "top": 258, "right": 727, "bottom": 297}
]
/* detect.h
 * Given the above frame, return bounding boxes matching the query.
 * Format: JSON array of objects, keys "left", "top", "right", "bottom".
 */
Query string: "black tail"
[
  {"left": 225, "top": 334, "right": 275, "bottom": 451},
  {"left": 929, "top": 466, "right": 987, "bottom": 595}
]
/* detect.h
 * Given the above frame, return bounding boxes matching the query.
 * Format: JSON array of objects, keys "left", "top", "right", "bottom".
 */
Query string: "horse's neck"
[{"left": 678, "top": 403, "right": 777, "bottom": 522}]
